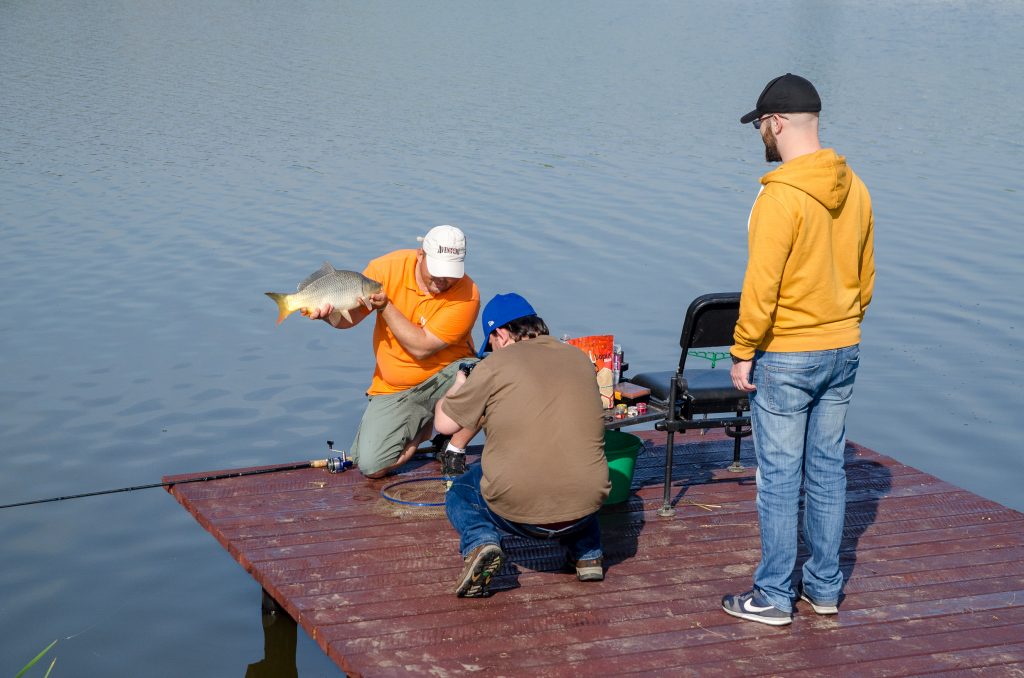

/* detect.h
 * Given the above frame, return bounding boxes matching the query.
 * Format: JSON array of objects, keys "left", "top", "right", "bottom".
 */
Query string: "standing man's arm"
[
  {"left": 731, "top": 194, "right": 794, "bottom": 392},
  {"left": 730, "top": 355, "right": 757, "bottom": 393},
  {"left": 859, "top": 210, "right": 875, "bottom": 322}
]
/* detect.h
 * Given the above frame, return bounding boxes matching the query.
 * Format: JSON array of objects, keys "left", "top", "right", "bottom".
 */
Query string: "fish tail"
[{"left": 265, "top": 292, "right": 293, "bottom": 325}]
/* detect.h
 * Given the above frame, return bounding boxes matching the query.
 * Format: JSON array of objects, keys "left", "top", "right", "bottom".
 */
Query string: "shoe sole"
[
  {"left": 800, "top": 592, "right": 839, "bottom": 615},
  {"left": 722, "top": 604, "right": 792, "bottom": 626},
  {"left": 455, "top": 547, "right": 505, "bottom": 598},
  {"left": 576, "top": 567, "right": 604, "bottom": 582}
]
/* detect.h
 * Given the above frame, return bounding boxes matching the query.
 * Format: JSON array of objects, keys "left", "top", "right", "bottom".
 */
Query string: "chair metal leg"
[
  {"left": 658, "top": 429, "right": 675, "bottom": 517},
  {"left": 657, "top": 372, "right": 682, "bottom": 517},
  {"left": 727, "top": 433, "right": 744, "bottom": 473},
  {"left": 726, "top": 406, "right": 748, "bottom": 473}
]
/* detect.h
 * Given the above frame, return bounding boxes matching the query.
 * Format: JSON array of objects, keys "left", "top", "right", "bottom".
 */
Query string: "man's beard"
[{"left": 763, "top": 125, "right": 782, "bottom": 163}]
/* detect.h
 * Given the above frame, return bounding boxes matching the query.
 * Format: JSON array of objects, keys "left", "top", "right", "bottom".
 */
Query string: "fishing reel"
[{"left": 325, "top": 440, "right": 354, "bottom": 473}]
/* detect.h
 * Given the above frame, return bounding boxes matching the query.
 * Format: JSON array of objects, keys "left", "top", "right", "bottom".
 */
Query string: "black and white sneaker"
[
  {"left": 799, "top": 586, "right": 839, "bottom": 615},
  {"left": 721, "top": 589, "right": 792, "bottom": 626}
]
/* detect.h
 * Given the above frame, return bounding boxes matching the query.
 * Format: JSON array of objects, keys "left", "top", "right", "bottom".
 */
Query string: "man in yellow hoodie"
[{"left": 722, "top": 74, "right": 875, "bottom": 626}]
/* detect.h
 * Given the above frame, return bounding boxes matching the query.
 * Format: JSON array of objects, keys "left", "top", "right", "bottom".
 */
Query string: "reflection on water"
[
  {"left": 245, "top": 591, "right": 298, "bottom": 678},
  {"left": 1, "top": 0, "right": 1022, "bottom": 674}
]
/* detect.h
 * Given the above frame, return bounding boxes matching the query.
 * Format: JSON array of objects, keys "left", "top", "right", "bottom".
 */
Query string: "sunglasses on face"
[{"left": 752, "top": 113, "right": 788, "bottom": 130}]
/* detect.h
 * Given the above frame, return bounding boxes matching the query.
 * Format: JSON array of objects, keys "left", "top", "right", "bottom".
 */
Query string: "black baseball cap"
[{"left": 740, "top": 73, "right": 821, "bottom": 125}]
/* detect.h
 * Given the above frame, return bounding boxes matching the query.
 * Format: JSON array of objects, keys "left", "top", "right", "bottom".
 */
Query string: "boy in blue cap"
[{"left": 433, "top": 293, "right": 611, "bottom": 597}]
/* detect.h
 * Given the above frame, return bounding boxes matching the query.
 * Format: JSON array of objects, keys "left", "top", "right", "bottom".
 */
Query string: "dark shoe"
[
  {"left": 431, "top": 433, "right": 452, "bottom": 454},
  {"left": 574, "top": 557, "right": 604, "bottom": 582},
  {"left": 799, "top": 586, "right": 839, "bottom": 615},
  {"left": 454, "top": 544, "right": 505, "bottom": 598},
  {"left": 413, "top": 433, "right": 451, "bottom": 460},
  {"left": 721, "top": 589, "right": 792, "bottom": 626},
  {"left": 438, "top": 446, "right": 467, "bottom": 476}
]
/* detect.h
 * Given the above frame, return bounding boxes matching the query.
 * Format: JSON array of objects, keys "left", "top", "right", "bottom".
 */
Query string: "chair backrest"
[{"left": 676, "top": 292, "right": 741, "bottom": 372}]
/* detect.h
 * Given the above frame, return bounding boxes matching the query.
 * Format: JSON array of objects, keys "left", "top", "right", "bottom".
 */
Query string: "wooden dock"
[{"left": 165, "top": 430, "right": 1024, "bottom": 677}]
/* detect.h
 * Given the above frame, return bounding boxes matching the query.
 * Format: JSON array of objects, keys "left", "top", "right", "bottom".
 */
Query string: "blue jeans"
[
  {"left": 749, "top": 345, "right": 860, "bottom": 612},
  {"left": 445, "top": 463, "right": 603, "bottom": 561}
]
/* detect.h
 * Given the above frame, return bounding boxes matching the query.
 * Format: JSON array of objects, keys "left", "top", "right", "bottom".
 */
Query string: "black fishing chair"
[{"left": 627, "top": 292, "right": 752, "bottom": 517}]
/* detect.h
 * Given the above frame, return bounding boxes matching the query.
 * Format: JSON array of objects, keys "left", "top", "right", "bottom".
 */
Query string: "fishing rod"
[{"left": 0, "top": 441, "right": 353, "bottom": 511}]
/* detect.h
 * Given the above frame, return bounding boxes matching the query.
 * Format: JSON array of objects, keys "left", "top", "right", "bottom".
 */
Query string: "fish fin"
[
  {"left": 297, "top": 262, "right": 338, "bottom": 292},
  {"left": 265, "top": 292, "right": 294, "bottom": 325},
  {"left": 340, "top": 307, "right": 353, "bottom": 323}
]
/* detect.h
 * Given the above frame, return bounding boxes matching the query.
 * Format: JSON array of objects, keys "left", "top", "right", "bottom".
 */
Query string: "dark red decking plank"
[{"left": 165, "top": 432, "right": 1024, "bottom": 677}]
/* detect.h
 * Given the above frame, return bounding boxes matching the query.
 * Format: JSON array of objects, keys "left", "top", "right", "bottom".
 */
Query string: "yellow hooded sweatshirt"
[{"left": 732, "top": 148, "right": 875, "bottom": 359}]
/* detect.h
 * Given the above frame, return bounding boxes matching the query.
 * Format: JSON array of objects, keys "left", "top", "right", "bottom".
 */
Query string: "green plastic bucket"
[{"left": 603, "top": 430, "right": 643, "bottom": 505}]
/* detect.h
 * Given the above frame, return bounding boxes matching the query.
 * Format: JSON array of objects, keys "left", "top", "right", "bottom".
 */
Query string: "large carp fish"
[{"left": 266, "top": 262, "right": 383, "bottom": 325}]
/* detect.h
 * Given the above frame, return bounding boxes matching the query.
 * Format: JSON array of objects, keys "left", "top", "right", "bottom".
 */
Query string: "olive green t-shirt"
[{"left": 441, "top": 334, "right": 610, "bottom": 523}]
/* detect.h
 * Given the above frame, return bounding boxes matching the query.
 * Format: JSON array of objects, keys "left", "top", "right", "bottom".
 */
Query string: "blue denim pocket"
[
  {"left": 755, "top": 353, "right": 821, "bottom": 414},
  {"left": 843, "top": 351, "right": 860, "bottom": 382},
  {"left": 830, "top": 350, "right": 860, "bottom": 401}
]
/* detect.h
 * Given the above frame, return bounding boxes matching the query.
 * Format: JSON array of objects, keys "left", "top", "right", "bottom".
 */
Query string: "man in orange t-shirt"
[{"left": 308, "top": 225, "right": 480, "bottom": 477}]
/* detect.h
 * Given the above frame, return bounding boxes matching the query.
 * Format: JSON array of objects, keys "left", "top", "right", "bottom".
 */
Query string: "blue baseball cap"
[{"left": 477, "top": 293, "right": 537, "bottom": 358}]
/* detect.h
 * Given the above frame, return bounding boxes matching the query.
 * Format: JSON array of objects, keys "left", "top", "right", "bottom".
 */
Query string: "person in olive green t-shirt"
[{"left": 433, "top": 293, "right": 610, "bottom": 598}]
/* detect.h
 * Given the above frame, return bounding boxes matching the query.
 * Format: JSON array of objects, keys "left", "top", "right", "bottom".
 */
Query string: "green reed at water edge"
[{"left": 15, "top": 639, "right": 57, "bottom": 678}]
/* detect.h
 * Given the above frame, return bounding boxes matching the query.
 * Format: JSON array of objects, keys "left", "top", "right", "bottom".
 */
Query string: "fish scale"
[{"left": 266, "top": 262, "right": 383, "bottom": 325}]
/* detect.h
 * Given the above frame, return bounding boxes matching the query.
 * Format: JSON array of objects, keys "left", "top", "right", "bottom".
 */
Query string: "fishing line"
[{"left": 0, "top": 441, "right": 353, "bottom": 511}]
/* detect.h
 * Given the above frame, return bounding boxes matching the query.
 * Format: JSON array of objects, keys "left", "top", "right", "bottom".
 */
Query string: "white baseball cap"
[{"left": 417, "top": 225, "right": 467, "bottom": 279}]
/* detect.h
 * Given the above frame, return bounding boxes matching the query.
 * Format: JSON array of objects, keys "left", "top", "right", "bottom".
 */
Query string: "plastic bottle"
[{"left": 612, "top": 344, "right": 623, "bottom": 387}]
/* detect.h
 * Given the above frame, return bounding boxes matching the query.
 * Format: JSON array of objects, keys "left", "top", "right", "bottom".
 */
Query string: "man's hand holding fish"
[{"left": 304, "top": 290, "right": 385, "bottom": 328}]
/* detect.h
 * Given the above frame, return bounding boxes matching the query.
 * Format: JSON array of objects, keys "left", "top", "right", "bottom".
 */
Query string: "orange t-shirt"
[{"left": 364, "top": 250, "right": 479, "bottom": 395}]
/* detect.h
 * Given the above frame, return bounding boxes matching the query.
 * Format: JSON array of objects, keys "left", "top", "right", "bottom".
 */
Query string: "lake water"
[{"left": 2, "top": 1, "right": 1022, "bottom": 674}]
